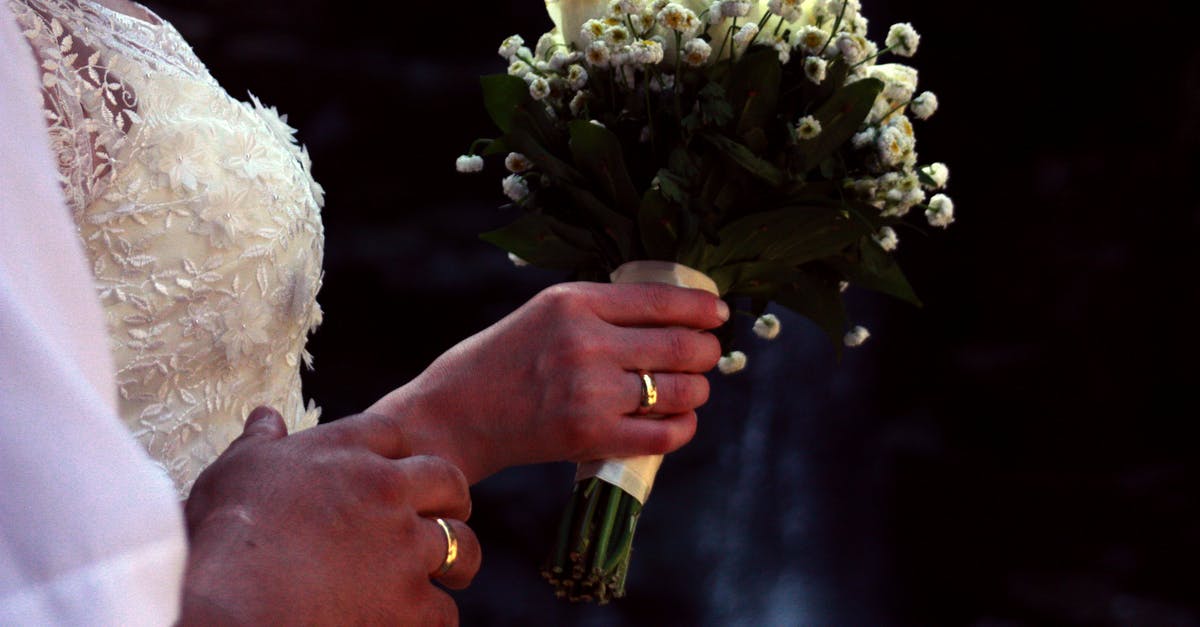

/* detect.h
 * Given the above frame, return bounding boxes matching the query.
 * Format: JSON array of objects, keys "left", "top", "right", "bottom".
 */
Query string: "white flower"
[
  {"left": 795, "top": 25, "right": 828, "bottom": 54},
  {"left": 536, "top": 31, "right": 559, "bottom": 59},
  {"left": 605, "top": 24, "right": 632, "bottom": 46},
  {"left": 843, "top": 325, "right": 870, "bottom": 347},
  {"left": 657, "top": 3, "right": 699, "bottom": 33},
  {"left": 630, "top": 38, "right": 665, "bottom": 64},
  {"left": 718, "top": 350, "right": 747, "bottom": 374},
  {"left": 529, "top": 76, "right": 552, "bottom": 100},
  {"left": 835, "top": 32, "right": 867, "bottom": 64},
  {"left": 505, "top": 152, "right": 532, "bottom": 173},
  {"left": 851, "top": 127, "right": 876, "bottom": 149},
  {"left": 570, "top": 90, "right": 591, "bottom": 116},
  {"left": 869, "top": 63, "right": 919, "bottom": 104},
  {"left": 508, "top": 252, "right": 529, "bottom": 267},
  {"left": 589, "top": 119, "right": 606, "bottom": 128},
  {"left": 567, "top": 63, "right": 590, "bottom": 89},
  {"left": 508, "top": 59, "right": 533, "bottom": 78},
  {"left": 922, "top": 162, "right": 949, "bottom": 189},
  {"left": 909, "top": 91, "right": 938, "bottom": 120},
  {"left": 502, "top": 174, "right": 529, "bottom": 202},
  {"left": 581, "top": 18, "right": 608, "bottom": 44},
  {"left": 804, "top": 56, "right": 827, "bottom": 84},
  {"left": 682, "top": 38, "right": 711, "bottom": 66},
  {"left": 838, "top": 280, "right": 850, "bottom": 293},
  {"left": 795, "top": 115, "right": 822, "bottom": 140},
  {"left": 767, "top": 0, "right": 805, "bottom": 22},
  {"left": 499, "top": 34, "right": 525, "bottom": 59},
  {"left": 885, "top": 22, "right": 919, "bottom": 57},
  {"left": 548, "top": 50, "right": 572, "bottom": 71},
  {"left": 586, "top": 40, "right": 612, "bottom": 67},
  {"left": 720, "top": 1, "right": 751, "bottom": 17},
  {"left": 456, "top": 154, "right": 484, "bottom": 173},
  {"left": 872, "top": 226, "right": 899, "bottom": 251},
  {"left": 774, "top": 40, "right": 791, "bottom": 64},
  {"left": 224, "top": 132, "right": 270, "bottom": 180},
  {"left": 926, "top": 194, "right": 955, "bottom": 228},
  {"left": 248, "top": 92, "right": 297, "bottom": 147},
  {"left": 732, "top": 22, "right": 759, "bottom": 48},
  {"left": 753, "top": 314, "right": 781, "bottom": 340}
]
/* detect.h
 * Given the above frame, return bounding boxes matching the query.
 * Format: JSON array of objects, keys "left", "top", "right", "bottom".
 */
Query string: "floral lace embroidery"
[{"left": 10, "top": 0, "right": 326, "bottom": 497}]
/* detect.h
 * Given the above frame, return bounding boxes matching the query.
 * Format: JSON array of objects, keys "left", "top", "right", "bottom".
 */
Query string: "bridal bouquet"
[{"left": 457, "top": 0, "right": 953, "bottom": 603}]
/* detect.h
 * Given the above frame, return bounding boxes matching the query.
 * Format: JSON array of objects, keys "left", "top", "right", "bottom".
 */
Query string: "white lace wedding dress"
[{"left": 9, "top": 0, "right": 326, "bottom": 496}]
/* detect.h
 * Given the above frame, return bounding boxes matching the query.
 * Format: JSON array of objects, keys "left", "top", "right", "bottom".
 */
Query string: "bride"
[{"left": 7, "top": 0, "right": 728, "bottom": 493}]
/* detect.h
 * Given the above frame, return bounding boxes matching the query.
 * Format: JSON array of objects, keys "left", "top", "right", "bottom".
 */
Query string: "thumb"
[{"left": 235, "top": 406, "right": 288, "bottom": 444}]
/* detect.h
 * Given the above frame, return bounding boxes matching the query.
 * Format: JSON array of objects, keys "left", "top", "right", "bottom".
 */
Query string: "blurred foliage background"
[{"left": 148, "top": 0, "right": 1199, "bottom": 624}]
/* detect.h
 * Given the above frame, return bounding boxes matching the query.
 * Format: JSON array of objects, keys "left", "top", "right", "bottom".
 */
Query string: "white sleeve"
[{"left": 0, "top": 5, "right": 188, "bottom": 626}]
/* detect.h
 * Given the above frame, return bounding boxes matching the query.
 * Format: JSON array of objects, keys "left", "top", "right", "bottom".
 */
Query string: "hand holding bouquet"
[{"left": 458, "top": 0, "right": 954, "bottom": 603}]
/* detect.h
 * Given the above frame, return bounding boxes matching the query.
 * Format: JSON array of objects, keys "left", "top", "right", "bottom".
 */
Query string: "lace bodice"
[{"left": 9, "top": 0, "right": 325, "bottom": 496}]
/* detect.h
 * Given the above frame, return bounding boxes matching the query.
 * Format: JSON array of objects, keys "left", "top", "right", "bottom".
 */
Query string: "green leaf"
[
  {"left": 503, "top": 129, "right": 587, "bottom": 187},
  {"left": 481, "top": 74, "right": 531, "bottom": 133},
  {"left": 480, "top": 213, "right": 599, "bottom": 270},
  {"left": 727, "top": 48, "right": 782, "bottom": 137},
  {"left": 831, "top": 238, "right": 923, "bottom": 306},
  {"left": 568, "top": 120, "right": 641, "bottom": 216},
  {"left": 556, "top": 182, "right": 636, "bottom": 262},
  {"left": 638, "top": 189, "right": 679, "bottom": 261},
  {"left": 702, "top": 205, "right": 866, "bottom": 269},
  {"left": 773, "top": 267, "right": 848, "bottom": 355},
  {"left": 698, "top": 132, "right": 784, "bottom": 186},
  {"left": 682, "top": 82, "right": 734, "bottom": 133},
  {"left": 792, "top": 78, "right": 883, "bottom": 173}
]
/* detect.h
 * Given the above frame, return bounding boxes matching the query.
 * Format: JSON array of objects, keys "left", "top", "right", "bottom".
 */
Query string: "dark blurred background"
[{"left": 148, "top": 0, "right": 1199, "bottom": 624}]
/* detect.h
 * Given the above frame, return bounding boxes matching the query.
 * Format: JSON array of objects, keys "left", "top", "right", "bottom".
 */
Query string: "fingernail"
[{"left": 716, "top": 299, "right": 730, "bottom": 322}]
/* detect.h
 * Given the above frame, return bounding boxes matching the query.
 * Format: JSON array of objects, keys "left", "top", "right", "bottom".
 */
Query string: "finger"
[
  {"left": 600, "top": 411, "right": 699, "bottom": 458},
  {"left": 422, "top": 517, "right": 482, "bottom": 590},
  {"left": 228, "top": 406, "right": 288, "bottom": 449},
  {"left": 615, "top": 327, "right": 722, "bottom": 373},
  {"left": 404, "top": 587, "right": 458, "bottom": 626},
  {"left": 625, "top": 372, "right": 710, "bottom": 416},
  {"left": 585, "top": 283, "right": 729, "bottom": 329},
  {"left": 320, "top": 411, "right": 412, "bottom": 459},
  {"left": 395, "top": 455, "right": 472, "bottom": 521}
]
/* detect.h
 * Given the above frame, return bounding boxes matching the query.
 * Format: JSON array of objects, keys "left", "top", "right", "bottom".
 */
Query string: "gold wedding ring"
[
  {"left": 636, "top": 370, "right": 658, "bottom": 415},
  {"left": 433, "top": 517, "right": 458, "bottom": 577}
]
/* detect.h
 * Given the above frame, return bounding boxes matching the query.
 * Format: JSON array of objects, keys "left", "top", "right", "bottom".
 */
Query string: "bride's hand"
[
  {"left": 368, "top": 282, "right": 728, "bottom": 484},
  {"left": 181, "top": 407, "right": 481, "bottom": 625}
]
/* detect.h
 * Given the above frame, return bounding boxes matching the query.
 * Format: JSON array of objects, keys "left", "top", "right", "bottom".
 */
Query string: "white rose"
[{"left": 545, "top": 0, "right": 611, "bottom": 49}]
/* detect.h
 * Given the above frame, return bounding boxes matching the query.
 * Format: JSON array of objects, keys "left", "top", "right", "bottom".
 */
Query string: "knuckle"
[
  {"left": 665, "top": 330, "right": 695, "bottom": 366},
  {"left": 643, "top": 285, "right": 675, "bottom": 318}
]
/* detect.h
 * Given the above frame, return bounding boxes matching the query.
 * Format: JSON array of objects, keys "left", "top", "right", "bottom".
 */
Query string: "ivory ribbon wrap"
[{"left": 574, "top": 260, "right": 720, "bottom": 504}]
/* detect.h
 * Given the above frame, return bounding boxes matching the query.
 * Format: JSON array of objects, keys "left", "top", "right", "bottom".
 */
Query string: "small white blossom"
[
  {"left": 508, "top": 252, "right": 529, "bottom": 267},
  {"left": 838, "top": 280, "right": 850, "bottom": 293},
  {"left": 682, "top": 38, "right": 712, "bottom": 66},
  {"left": 836, "top": 32, "right": 867, "bottom": 64},
  {"left": 529, "top": 76, "right": 551, "bottom": 100},
  {"left": 774, "top": 41, "right": 791, "bottom": 64},
  {"left": 505, "top": 152, "right": 532, "bottom": 173},
  {"left": 872, "top": 226, "right": 899, "bottom": 251},
  {"left": 796, "top": 115, "right": 822, "bottom": 140},
  {"left": 548, "top": 50, "right": 571, "bottom": 72},
  {"left": 589, "top": 119, "right": 606, "bottom": 128},
  {"left": 605, "top": 25, "right": 632, "bottom": 46},
  {"left": 851, "top": 127, "right": 876, "bottom": 149},
  {"left": 581, "top": 18, "right": 608, "bottom": 44},
  {"left": 657, "top": 3, "right": 699, "bottom": 33},
  {"left": 885, "top": 22, "right": 920, "bottom": 57},
  {"left": 570, "top": 90, "right": 591, "bottom": 116},
  {"left": 926, "top": 194, "right": 955, "bottom": 228},
  {"left": 567, "top": 64, "right": 590, "bottom": 89},
  {"left": 630, "top": 39, "right": 665, "bottom": 64},
  {"left": 498, "top": 35, "right": 524, "bottom": 59},
  {"left": 718, "top": 351, "right": 748, "bottom": 374},
  {"left": 507, "top": 60, "right": 533, "bottom": 79},
  {"left": 586, "top": 41, "right": 612, "bottom": 68},
  {"left": 502, "top": 174, "right": 529, "bottom": 202},
  {"left": 536, "top": 32, "right": 558, "bottom": 59},
  {"left": 768, "top": 0, "right": 805, "bottom": 22},
  {"left": 922, "top": 162, "right": 949, "bottom": 189},
  {"left": 909, "top": 91, "right": 938, "bottom": 120},
  {"left": 720, "top": 1, "right": 752, "bottom": 17},
  {"left": 804, "top": 56, "right": 828, "bottom": 84},
  {"left": 796, "top": 25, "right": 828, "bottom": 54},
  {"left": 844, "top": 325, "right": 870, "bottom": 347},
  {"left": 732, "top": 22, "right": 759, "bottom": 48},
  {"left": 753, "top": 314, "right": 781, "bottom": 340},
  {"left": 455, "top": 154, "right": 483, "bottom": 173}
]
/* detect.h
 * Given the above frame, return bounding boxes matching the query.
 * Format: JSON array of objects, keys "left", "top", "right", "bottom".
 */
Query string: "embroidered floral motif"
[{"left": 10, "top": 0, "right": 326, "bottom": 497}]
